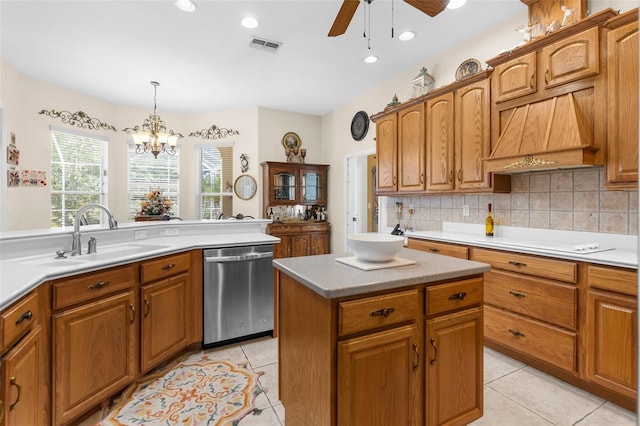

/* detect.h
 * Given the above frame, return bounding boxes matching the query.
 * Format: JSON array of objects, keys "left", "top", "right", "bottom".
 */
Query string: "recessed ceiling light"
[
  {"left": 241, "top": 16, "right": 260, "bottom": 29},
  {"left": 364, "top": 55, "right": 379, "bottom": 64},
  {"left": 175, "top": 0, "right": 196, "bottom": 12},
  {"left": 399, "top": 31, "right": 415, "bottom": 41},
  {"left": 447, "top": 0, "right": 467, "bottom": 9}
]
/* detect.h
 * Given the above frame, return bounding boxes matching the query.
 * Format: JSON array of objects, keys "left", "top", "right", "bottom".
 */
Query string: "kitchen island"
[{"left": 274, "top": 248, "right": 490, "bottom": 426}]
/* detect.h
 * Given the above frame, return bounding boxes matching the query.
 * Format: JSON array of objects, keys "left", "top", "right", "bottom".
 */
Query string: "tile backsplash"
[{"left": 386, "top": 167, "right": 638, "bottom": 235}]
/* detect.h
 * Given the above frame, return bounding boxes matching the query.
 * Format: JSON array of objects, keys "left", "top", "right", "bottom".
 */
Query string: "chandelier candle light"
[{"left": 123, "top": 81, "right": 183, "bottom": 158}]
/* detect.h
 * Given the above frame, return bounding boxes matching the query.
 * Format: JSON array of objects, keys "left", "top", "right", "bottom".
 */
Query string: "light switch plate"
[{"left": 463, "top": 204, "right": 470, "bottom": 216}]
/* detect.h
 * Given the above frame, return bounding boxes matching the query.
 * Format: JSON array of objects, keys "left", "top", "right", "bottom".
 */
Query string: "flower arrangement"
[{"left": 139, "top": 189, "right": 172, "bottom": 216}]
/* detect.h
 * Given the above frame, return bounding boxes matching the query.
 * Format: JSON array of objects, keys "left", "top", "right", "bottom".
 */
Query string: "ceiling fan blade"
[
  {"left": 404, "top": 0, "right": 449, "bottom": 17},
  {"left": 328, "top": 0, "right": 361, "bottom": 37}
]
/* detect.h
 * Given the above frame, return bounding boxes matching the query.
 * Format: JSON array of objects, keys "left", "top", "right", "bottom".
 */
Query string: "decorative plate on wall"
[
  {"left": 455, "top": 58, "right": 482, "bottom": 81},
  {"left": 350, "top": 111, "right": 369, "bottom": 141}
]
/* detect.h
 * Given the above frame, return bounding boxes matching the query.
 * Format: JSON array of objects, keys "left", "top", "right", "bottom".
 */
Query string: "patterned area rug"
[{"left": 99, "top": 352, "right": 264, "bottom": 426}]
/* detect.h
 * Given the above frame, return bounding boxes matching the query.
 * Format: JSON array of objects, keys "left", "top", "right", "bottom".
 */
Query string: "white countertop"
[
  {"left": 0, "top": 220, "right": 279, "bottom": 311},
  {"left": 274, "top": 248, "right": 490, "bottom": 299},
  {"left": 404, "top": 223, "right": 638, "bottom": 269}
]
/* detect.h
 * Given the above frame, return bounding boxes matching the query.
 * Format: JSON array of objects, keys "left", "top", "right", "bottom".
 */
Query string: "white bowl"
[{"left": 348, "top": 233, "right": 404, "bottom": 262}]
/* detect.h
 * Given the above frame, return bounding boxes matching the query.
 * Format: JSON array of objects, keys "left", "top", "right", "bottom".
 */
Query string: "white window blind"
[
  {"left": 50, "top": 128, "right": 107, "bottom": 228},
  {"left": 128, "top": 145, "right": 180, "bottom": 219},
  {"left": 198, "top": 145, "right": 233, "bottom": 219}
]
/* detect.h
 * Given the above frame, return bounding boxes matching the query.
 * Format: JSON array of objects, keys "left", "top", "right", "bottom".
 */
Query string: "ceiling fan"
[{"left": 328, "top": 0, "right": 450, "bottom": 37}]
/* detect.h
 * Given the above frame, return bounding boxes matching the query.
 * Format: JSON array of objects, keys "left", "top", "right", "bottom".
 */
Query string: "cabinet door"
[
  {"left": 426, "top": 307, "right": 483, "bottom": 426},
  {"left": 310, "top": 233, "right": 329, "bottom": 255},
  {"left": 493, "top": 52, "right": 537, "bottom": 103},
  {"left": 606, "top": 19, "right": 638, "bottom": 187},
  {"left": 53, "top": 291, "right": 137, "bottom": 425},
  {"left": 542, "top": 27, "right": 599, "bottom": 89},
  {"left": 291, "top": 234, "right": 311, "bottom": 257},
  {"left": 273, "top": 234, "right": 292, "bottom": 259},
  {"left": 585, "top": 289, "right": 637, "bottom": 400},
  {"left": 301, "top": 166, "right": 327, "bottom": 205},
  {"left": 398, "top": 103, "right": 425, "bottom": 192},
  {"left": 270, "top": 166, "right": 298, "bottom": 204},
  {"left": 1, "top": 325, "right": 47, "bottom": 426},
  {"left": 375, "top": 114, "right": 398, "bottom": 193},
  {"left": 426, "top": 92, "right": 455, "bottom": 191},
  {"left": 455, "top": 79, "right": 491, "bottom": 190},
  {"left": 141, "top": 274, "right": 189, "bottom": 373},
  {"left": 338, "top": 324, "right": 420, "bottom": 426}
]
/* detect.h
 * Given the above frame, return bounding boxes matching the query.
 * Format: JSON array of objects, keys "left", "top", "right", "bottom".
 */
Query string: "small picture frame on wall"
[
  {"left": 7, "top": 132, "right": 19, "bottom": 166},
  {"left": 7, "top": 170, "right": 19, "bottom": 187}
]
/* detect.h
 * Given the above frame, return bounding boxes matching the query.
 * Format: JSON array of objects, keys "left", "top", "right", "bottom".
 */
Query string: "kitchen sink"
[{"left": 16, "top": 243, "right": 171, "bottom": 266}]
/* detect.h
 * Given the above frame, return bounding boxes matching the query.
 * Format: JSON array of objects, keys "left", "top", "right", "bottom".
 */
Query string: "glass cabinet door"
[
  {"left": 301, "top": 169, "right": 325, "bottom": 204},
  {"left": 273, "top": 171, "right": 296, "bottom": 202}
]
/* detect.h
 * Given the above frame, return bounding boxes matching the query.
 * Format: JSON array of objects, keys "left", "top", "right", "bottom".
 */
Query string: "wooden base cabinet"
[
  {"left": 53, "top": 290, "right": 137, "bottom": 425},
  {"left": 426, "top": 308, "right": 483, "bottom": 426},
  {"left": 1, "top": 325, "right": 47, "bottom": 426},
  {"left": 338, "top": 325, "right": 421, "bottom": 426},
  {"left": 585, "top": 265, "right": 638, "bottom": 402}
]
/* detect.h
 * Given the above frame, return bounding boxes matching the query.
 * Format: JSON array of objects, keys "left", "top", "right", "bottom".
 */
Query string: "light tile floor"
[{"left": 82, "top": 336, "right": 636, "bottom": 426}]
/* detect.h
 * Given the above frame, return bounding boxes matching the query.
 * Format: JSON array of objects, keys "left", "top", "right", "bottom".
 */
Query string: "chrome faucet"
[{"left": 72, "top": 203, "right": 118, "bottom": 256}]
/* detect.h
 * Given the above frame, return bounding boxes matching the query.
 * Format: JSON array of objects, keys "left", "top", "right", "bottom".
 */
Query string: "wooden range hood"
[{"left": 484, "top": 92, "right": 599, "bottom": 173}]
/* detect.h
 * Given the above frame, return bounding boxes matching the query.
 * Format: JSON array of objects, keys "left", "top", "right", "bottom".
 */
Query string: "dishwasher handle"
[{"left": 205, "top": 251, "right": 273, "bottom": 263}]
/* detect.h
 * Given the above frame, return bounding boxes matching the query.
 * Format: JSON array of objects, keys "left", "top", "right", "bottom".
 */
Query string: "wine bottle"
[{"left": 485, "top": 203, "right": 494, "bottom": 237}]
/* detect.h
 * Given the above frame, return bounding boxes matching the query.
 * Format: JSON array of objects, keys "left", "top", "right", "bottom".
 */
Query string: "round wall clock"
[
  {"left": 351, "top": 111, "right": 369, "bottom": 141},
  {"left": 455, "top": 58, "right": 481, "bottom": 81}
]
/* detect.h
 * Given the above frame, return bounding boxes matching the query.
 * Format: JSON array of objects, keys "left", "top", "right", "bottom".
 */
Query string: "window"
[
  {"left": 197, "top": 144, "right": 233, "bottom": 219},
  {"left": 128, "top": 146, "right": 180, "bottom": 219},
  {"left": 50, "top": 128, "right": 107, "bottom": 228}
]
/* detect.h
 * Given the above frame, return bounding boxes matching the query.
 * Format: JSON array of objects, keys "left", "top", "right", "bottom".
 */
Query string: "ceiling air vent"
[{"left": 249, "top": 37, "right": 282, "bottom": 52}]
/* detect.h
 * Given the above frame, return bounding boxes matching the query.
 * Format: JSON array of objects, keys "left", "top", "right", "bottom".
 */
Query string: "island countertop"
[{"left": 273, "top": 247, "right": 490, "bottom": 299}]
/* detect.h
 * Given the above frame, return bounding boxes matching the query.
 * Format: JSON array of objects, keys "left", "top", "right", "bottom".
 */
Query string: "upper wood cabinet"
[
  {"left": 261, "top": 162, "right": 329, "bottom": 209},
  {"left": 373, "top": 112, "right": 399, "bottom": 193},
  {"left": 493, "top": 52, "right": 537, "bottom": 103},
  {"left": 398, "top": 103, "right": 426, "bottom": 192},
  {"left": 426, "top": 91, "right": 454, "bottom": 191},
  {"left": 541, "top": 26, "right": 600, "bottom": 89},
  {"left": 605, "top": 10, "right": 638, "bottom": 188}
]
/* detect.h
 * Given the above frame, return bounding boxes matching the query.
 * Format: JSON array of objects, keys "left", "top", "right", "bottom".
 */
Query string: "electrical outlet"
[
  {"left": 165, "top": 228, "right": 179, "bottom": 236},
  {"left": 462, "top": 204, "right": 470, "bottom": 217}
]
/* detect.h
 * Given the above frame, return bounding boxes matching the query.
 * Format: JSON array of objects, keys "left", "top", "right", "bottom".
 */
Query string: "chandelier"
[{"left": 123, "top": 81, "right": 183, "bottom": 158}]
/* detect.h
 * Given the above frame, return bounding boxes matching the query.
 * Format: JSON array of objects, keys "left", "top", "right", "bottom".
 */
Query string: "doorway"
[{"left": 345, "top": 150, "right": 377, "bottom": 250}]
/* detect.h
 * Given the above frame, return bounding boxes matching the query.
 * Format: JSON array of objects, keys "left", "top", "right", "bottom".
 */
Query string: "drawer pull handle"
[
  {"left": 508, "top": 261, "right": 527, "bottom": 268},
  {"left": 430, "top": 338, "right": 438, "bottom": 365},
  {"left": 412, "top": 343, "right": 419, "bottom": 372},
  {"left": 162, "top": 263, "right": 176, "bottom": 271},
  {"left": 448, "top": 292, "right": 467, "bottom": 301},
  {"left": 88, "top": 281, "right": 110, "bottom": 290},
  {"left": 530, "top": 74, "right": 534, "bottom": 88},
  {"left": 144, "top": 299, "right": 150, "bottom": 317},
  {"left": 15, "top": 310, "right": 32, "bottom": 325},
  {"left": 508, "top": 328, "right": 526, "bottom": 338},
  {"left": 9, "top": 377, "right": 21, "bottom": 411},
  {"left": 428, "top": 247, "right": 440, "bottom": 253},
  {"left": 509, "top": 291, "right": 527, "bottom": 299},
  {"left": 370, "top": 308, "right": 395, "bottom": 318},
  {"left": 457, "top": 169, "right": 462, "bottom": 182}
]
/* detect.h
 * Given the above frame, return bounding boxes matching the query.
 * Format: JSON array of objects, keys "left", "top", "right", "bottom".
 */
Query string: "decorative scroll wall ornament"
[
  {"left": 38, "top": 109, "right": 117, "bottom": 131},
  {"left": 503, "top": 155, "right": 558, "bottom": 170},
  {"left": 240, "top": 154, "right": 249, "bottom": 173},
  {"left": 189, "top": 125, "right": 239, "bottom": 140}
]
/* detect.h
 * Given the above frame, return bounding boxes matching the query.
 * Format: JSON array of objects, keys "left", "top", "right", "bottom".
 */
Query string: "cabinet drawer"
[
  {"left": 268, "top": 224, "right": 301, "bottom": 234},
  {"left": 484, "top": 270, "right": 576, "bottom": 330},
  {"left": 301, "top": 223, "right": 330, "bottom": 233},
  {"left": 493, "top": 51, "right": 537, "bottom": 102},
  {"left": 338, "top": 289, "right": 419, "bottom": 337},
  {"left": 52, "top": 266, "right": 136, "bottom": 310},
  {"left": 426, "top": 277, "right": 482, "bottom": 316},
  {"left": 588, "top": 265, "right": 637, "bottom": 296},
  {"left": 407, "top": 238, "right": 468, "bottom": 259},
  {"left": 542, "top": 27, "right": 599, "bottom": 88},
  {"left": 140, "top": 252, "right": 190, "bottom": 284},
  {"left": 484, "top": 305, "right": 576, "bottom": 372},
  {"left": 470, "top": 248, "right": 577, "bottom": 283},
  {"left": 1, "top": 291, "right": 39, "bottom": 350}
]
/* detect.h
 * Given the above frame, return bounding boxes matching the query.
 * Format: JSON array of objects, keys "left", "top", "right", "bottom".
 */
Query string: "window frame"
[{"left": 195, "top": 142, "right": 234, "bottom": 220}]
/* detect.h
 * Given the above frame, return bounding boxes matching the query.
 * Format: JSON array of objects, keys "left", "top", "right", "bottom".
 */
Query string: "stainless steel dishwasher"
[{"left": 203, "top": 244, "right": 274, "bottom": 347}]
